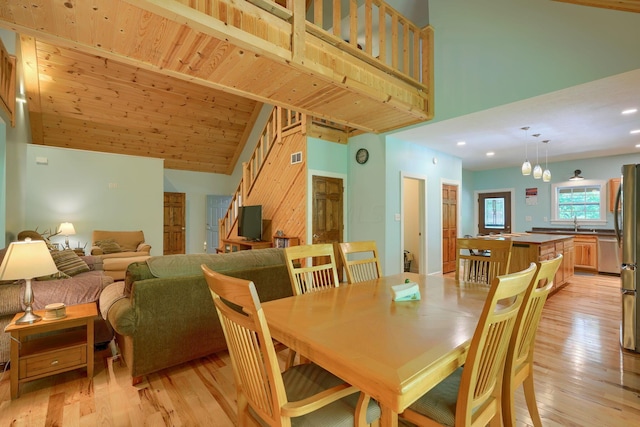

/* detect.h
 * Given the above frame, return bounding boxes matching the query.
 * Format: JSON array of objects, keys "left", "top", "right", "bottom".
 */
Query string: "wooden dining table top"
[{"left": 261, "top": 272, "right": 490, "bottom": 426}]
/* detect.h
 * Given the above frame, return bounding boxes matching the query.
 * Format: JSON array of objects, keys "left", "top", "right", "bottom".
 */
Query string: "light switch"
[{"left": 395, "top": 213, "right": 401, "bottom": 221}]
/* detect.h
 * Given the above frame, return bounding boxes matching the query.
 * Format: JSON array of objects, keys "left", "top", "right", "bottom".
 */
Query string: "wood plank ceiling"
[{"left": 0, "top": 0, "right": 431, "bottom": 174}]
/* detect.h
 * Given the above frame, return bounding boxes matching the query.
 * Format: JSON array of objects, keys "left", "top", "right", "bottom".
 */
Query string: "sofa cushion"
[
  {"left": 95, "top": 239, "right": 123, "bottom": 254},
  {"left": 93, "top": 230, "right": 145, "bottom": 252},
  {"left": 51, "top": 249, "right": 91, "bottom": 276}
]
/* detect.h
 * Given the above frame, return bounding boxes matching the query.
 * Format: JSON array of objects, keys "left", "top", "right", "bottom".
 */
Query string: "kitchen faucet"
[{"left": 574, "top": 216, "right": 579, "bottom": 232}]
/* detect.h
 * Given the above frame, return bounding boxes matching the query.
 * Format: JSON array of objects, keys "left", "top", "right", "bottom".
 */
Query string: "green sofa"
[{"left": 104, "top": 248, "right": 293, "bottom": 384}]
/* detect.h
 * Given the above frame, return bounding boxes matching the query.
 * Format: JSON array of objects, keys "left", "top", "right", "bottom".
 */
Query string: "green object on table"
[{"left": 405, "top": 278, "right": 410, "bottom": 283}]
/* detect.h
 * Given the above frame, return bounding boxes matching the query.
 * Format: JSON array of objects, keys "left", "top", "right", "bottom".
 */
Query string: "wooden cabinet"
[
  {"left": 5, "top": 303, "right": 96, "bottom": 399},
  {"left": 609, "top": 178, "right": 621, "bottom": 212},
  {"left": 273, "top": 235, "right": 299, "bottom": 248},
  {"left": 221, "top": 238, "right": 272, "bottom": 252},
  {"left": 574, "top": 235, "right": 598, "bottom": 271},
  {"left": 509, "top": 236, "right": 574, "bottom": 294}
]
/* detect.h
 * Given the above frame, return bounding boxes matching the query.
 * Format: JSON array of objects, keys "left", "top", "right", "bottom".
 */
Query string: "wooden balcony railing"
[
  {"left": 252, "top": 0, "right": 432, "bottom": 89},
  {"left": 0, "top": 38, "right": 16, "bottom": 126}
]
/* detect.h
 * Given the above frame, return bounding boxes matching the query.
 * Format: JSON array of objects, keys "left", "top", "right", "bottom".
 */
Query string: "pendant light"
[
  {"left": 532, "top": 133, "right": 542, "bottom": 179},
  {"left": 542, "top": 140, "right": 551, "bottom": 182},
  {"left": 521, "top": 126, "right": 531, "bottom": 175}
]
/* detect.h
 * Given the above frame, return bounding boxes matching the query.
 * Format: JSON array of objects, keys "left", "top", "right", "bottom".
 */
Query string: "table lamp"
[
  {"left": 58, "top": 222, "right": 76, "bottom": 249},
  {"left": 0, "top": 238, "right": 58, "bottom": 324}
]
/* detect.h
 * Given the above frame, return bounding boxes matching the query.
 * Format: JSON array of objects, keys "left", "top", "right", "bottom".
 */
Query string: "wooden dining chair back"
[
  {"left": 338, "top": 240, "right": 383, "bottom": 284},
  {"left": 401, "top": 263, "right": 537, "bottom": 427},
  {"left": 201, "top": 265, "right": 380, "bottom": 427},
  {"left": 284, "top": 243, "right": 340, "bottom": 296},
  {"left": 502, "top": 254, "right": 563, "bottom": 427},
  {"left": 455, "top": 238, "right": 513, "bottom": 285}
]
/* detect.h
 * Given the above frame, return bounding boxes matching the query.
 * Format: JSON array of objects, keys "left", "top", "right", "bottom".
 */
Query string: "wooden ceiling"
[
  {"left": 0, "top": 0, "right": 432, "bottom": 174},
  {"left": 552, "top": 0, "right": 640, "bottom": 13}
]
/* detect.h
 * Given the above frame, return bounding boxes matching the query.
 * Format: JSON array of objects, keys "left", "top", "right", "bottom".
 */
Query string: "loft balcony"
[{"left": 0, "top": 0, "right": 432, "bottom": 173}]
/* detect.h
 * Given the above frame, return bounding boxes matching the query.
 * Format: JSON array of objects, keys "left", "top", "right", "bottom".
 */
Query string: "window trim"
[{"left": 551, "top": 179, "right": 607, "bottom": 225}]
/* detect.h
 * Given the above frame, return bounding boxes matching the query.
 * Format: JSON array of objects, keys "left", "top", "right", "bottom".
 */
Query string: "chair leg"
[
  {"left": 523, "top": 374, "right": 543, "bottom": 427},
  {"left": 286, "top": 349, "right": 297, "bottom": 369},
  {"left": 501, "top": 376, "right": 517, "bottom": 427},
  {"left": 355, "top": 393, "right": 371, "bottom": 427}
]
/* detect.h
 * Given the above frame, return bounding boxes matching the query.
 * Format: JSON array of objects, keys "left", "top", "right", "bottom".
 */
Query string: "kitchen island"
[{"left": 479, "top": 233, "right": 574, "bottom": 294}]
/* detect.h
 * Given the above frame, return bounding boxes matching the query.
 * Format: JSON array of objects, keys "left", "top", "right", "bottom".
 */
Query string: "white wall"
[{"left": 25, "top": 145, "right": 164, "bottom": 255}]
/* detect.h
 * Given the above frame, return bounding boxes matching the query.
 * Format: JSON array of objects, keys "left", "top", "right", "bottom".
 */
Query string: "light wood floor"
[{"left": 1, "top": 273, "right": 639, "bottom": 426}]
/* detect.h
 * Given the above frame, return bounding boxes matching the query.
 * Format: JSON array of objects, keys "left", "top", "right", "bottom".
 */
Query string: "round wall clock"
[{"left": 356, "top": 148, "right": 369, "bottom": 164}]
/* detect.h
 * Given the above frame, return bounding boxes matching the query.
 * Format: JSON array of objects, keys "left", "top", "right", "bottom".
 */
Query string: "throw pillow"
[
  {"left": 36, "top": 270, "right": 72, "bottom": 281},
  {"left": 95, "top": 239, "right": 123, "bottom": 254},
  {"left": 51, "top": 249, "right": 91, "bottom": 276}
]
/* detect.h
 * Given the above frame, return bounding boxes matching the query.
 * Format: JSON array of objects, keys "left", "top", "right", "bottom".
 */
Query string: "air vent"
[{"left": 291, "top": 152, "right": 302, "bottom": 164}]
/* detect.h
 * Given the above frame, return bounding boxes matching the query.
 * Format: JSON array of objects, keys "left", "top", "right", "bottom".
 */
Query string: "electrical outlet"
[
  {"left": 525, "top": 216, "right": 532, "bottom": 222},
  {"left": 544, "top": 216, "right": 548, "bottom": 222},
  {"left": 394, "top": 213, "right": 401, "bottom": 221}
]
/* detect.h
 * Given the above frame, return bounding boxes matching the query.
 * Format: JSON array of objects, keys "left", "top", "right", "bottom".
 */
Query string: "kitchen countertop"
[
  {"left": 479, "top": 233, "right": 573, "bottom": 244},
  {"left": 529, "top": 227, "right": 615, "bottom": 237}
]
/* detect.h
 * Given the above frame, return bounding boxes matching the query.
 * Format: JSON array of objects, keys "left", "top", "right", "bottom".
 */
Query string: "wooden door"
[
  {"left": 312, "top": 176, "right": 344, "bottom": 278},
  {"left": 478, "top": 191, "right": 512, "bottom": 235},
  {"left": 442, "top": 183, "right": 458, "bottom": 273},
  {"left": 164, "top": 192, "right": 185, "bottom": 255}
]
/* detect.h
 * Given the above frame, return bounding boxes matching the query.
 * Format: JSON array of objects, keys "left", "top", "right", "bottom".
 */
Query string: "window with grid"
[{"left": 552, "top": 180, "right": 606, "bottom": 223}]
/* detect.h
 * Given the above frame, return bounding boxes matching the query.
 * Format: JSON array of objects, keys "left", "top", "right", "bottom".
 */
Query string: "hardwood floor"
[{"left": 1, "top": 273, "right": 639, "bottom": 426}]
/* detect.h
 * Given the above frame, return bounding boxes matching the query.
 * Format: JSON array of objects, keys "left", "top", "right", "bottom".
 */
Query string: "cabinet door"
[
  {"left": 609, "top": 178, "right": 621, "bottom": 212},
  {"left": 574, "top": 236, "right": 597, "bottom": 270}
]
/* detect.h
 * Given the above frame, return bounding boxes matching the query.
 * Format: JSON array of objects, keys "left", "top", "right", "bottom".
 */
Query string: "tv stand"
[{"left": 222, "top": 238, "right": 272, "bottom": 252}]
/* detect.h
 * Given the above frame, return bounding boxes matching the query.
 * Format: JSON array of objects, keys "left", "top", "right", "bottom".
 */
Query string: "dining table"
[{"left": 261, "top": 272, "right": 491, "bottom": 427}]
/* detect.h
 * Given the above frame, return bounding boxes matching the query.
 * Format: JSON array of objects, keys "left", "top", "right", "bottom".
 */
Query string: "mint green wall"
[
  {"left": 470, "top": 154, "right": 640, "bottom": 233},
  {"left": 429, "top": 0, "right": 640, "bottom": 123},
  {"left": 25, "top": 146, "right": 164, "bottom": 254},
  {"left": 376, "top": 0, "right": 640, "bottom": 274}
]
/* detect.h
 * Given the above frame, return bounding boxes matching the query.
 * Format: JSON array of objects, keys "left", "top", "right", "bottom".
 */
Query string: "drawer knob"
[{"left": 51, "top": 360, "right": 59, "bottom": 366}]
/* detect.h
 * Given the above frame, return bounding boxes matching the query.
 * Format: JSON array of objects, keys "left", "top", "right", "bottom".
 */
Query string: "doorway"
[
  {"left": 164, "top": 192, "right": 185, "bottom": 255},
  {"left": 402, "top": 175, "right": 426, "bottom": 274},
  {"left": 311, "top": 175, "right": 344, "bottom": 277},
  {"left": 206, "top": 195, "right": 232, "bottom": 253},
  {"left": 442, "top": 183, "right": 458, "bottom": 273},
  {"left": 477, "top": 191, "right": 512, "bottom": 235}
]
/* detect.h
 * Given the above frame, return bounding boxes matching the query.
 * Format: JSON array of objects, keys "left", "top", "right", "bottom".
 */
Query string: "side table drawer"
[{"left": 19, "top": 344, "right": 87, "bottom": 379}]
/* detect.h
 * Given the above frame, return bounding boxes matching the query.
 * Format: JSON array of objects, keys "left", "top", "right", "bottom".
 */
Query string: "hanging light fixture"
[
  {"left": 542, "top": 140, "right": 551, "bottom": 182},
  {"left": 521, "top": 126, "right": 531, "bottom": 175},
  {"left": 532, "top": 133, "right": 542, "bottom": 179},
  {"left": 569, "top": 169, "right": 584, "bottom": 181}
]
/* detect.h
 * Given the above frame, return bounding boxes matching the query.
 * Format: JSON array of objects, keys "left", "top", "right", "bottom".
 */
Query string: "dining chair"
[
  {"left": 201, "top": 265, "right": 381, "bottom": 427},
  {"left": 338, "top": 240, "right": 383, "bottom": 284},
  {"left": 399, "top": 262, "right": 537, "bottom": 427},
  {"left": 284, "top": 243, "right": 340, "bottom": 295},
  {"left": 502, "top": 254, "right": 563, "bottom": 427},
  {"left": 455, "top": 237, "right": 513, "bottom": 285}
]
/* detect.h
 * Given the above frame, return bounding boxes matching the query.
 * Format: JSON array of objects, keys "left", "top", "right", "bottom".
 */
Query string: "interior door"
[
  {"left": 206, "top": 195, "right": 232, "bottom": 253},
  {"left": 442, "top": 183, "right": 458, "bottom": 273},
  {"left": 478, "top": 191, "right": 511, "bottom": 235},
  {"left": 312, "top": 175, "right": 344, "bottom": 278},
  {"left": 164, "top": 192, "right": 185, "bottom": 255}
]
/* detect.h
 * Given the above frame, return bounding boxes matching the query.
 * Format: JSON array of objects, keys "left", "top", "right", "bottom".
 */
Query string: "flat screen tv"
[{"left": 238, "top": 205, "right": 263, "bottom": 241}]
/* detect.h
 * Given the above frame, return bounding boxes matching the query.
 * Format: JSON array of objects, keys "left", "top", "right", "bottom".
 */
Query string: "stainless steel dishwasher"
[{"left": 598, "top": 236, "right": 621, "bottom": 275}]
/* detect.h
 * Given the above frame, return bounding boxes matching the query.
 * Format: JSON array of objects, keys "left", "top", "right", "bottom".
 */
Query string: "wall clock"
[{"left": 356, "top": 148, "right": 369, "bottom": 164}]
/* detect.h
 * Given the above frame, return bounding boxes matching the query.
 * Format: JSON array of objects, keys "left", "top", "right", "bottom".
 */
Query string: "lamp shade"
[
  {"left": 0, "top": 239, "right": 58, "bottom": 280},
  {"left": 58, "top": 222, "right": 76, "bottom": 236}
]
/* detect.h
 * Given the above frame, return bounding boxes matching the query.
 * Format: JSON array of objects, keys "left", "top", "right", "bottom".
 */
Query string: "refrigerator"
[{"left": 615, "top": 164, "right": 640, "bottom": 352}]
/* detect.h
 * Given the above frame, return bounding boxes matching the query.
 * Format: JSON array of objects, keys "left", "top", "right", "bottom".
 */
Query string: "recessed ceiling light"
[
  {"left": 636, "top": 144, "right": 640, "bottom": 148},
  {"left": 486, "top": 152, "right": 495, "bottom": 157},
  {"left": 457, "top": 141, "right": 466, "bottom": 146},
  {"left": 622, "top": 108, "right": 638, "bottom": 115},
  {"left": 631, "top": 129, "right": 640, "bottom": 135}
]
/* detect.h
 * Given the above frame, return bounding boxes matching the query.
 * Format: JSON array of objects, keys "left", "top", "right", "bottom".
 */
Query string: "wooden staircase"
[{"left": 219, "top": 106, "right": 349, "bottom": 248}]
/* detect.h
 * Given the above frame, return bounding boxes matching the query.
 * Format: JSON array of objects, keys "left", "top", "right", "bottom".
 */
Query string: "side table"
[{"left": 4, "top": 303, "right": 97, "bottom": 399}]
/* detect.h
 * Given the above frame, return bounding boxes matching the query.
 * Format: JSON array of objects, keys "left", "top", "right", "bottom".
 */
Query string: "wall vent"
[{"left": 291, "top": 152, "right": 302, "bottom": 164}]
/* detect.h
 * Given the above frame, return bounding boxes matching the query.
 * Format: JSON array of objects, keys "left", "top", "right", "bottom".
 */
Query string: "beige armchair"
[{"left": 91, "top": 230, "right": 151, "bottom": 280}]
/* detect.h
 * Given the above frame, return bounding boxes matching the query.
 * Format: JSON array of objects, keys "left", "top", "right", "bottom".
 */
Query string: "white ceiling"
[{"left": 391, "top": 68, "right": 640, "bottom": 171}]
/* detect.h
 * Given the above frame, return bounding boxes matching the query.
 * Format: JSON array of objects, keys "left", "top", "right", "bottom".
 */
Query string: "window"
[{"left": 551, "top": 180, "right": 606, "bottom": 223}]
